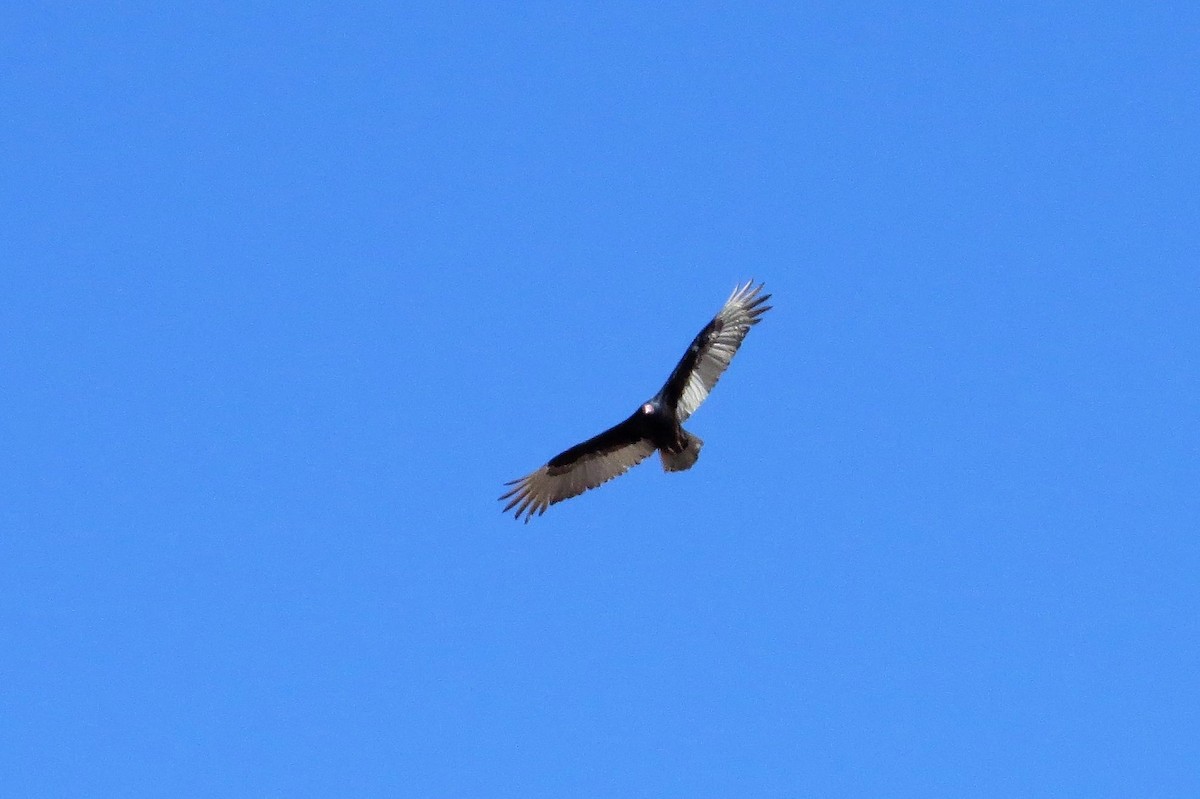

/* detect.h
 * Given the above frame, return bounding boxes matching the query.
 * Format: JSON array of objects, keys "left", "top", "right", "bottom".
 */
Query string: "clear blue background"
[{"left": 3, "top": 3, "right": 1198, "bottom": 796}]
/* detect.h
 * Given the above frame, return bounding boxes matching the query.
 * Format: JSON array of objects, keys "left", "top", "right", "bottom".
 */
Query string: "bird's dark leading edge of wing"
[
  {"left": 543, "top": 413, "right": 643, "bottom": 468},
  {"left": 659, "top": 319, "right": 721, "bottom": 409}
]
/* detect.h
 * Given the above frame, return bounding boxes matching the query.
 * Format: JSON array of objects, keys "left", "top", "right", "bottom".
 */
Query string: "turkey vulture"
[{"left": 500, "top": 280, "right": 771, "bottom": 522}]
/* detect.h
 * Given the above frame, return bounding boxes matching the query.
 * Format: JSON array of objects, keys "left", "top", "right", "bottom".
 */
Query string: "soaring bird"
[{"left": 500, "top": 280, "right": 771, "bottom": 522}]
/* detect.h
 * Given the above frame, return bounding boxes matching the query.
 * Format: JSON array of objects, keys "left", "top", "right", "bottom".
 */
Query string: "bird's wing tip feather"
[{"left": 729, "top": 279, "right": 767, "bottom": 303}]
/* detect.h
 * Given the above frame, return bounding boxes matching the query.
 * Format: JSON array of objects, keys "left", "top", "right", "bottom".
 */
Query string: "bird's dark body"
[
  {"left": 641, "top": 400, "right": 690, "bottom": 455},
  {"left": 502, "top": 281, "right": 770, "bottom": 521}
]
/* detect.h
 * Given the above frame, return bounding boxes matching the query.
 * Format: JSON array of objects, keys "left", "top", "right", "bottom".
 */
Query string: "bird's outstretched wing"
[
  {"left": 500, "top": 413, "right": 656, "bottom": 523},
  {"left": 659, "top": 280, "right": 771, "bottom": 422}
]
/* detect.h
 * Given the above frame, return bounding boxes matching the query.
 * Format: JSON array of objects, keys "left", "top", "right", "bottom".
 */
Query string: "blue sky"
[{"left": 3, "top": 3, "right": 1198, "bottom": 796}]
